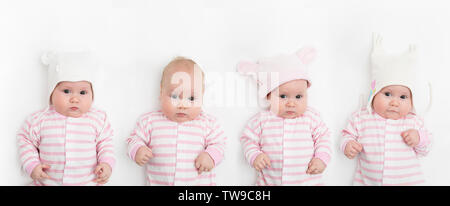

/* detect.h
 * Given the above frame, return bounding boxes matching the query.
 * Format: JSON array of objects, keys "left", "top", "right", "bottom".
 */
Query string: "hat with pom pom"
[
  {"left": 41, "top": 51, "right": 98, "bottom": 104},
  {"left": 236, "top": 47, "right": 316, "bottom": 107}
]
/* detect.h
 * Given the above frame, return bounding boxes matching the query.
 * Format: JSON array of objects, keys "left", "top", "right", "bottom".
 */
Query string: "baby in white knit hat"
[
  {"left": 17, "top": 51, "right": 115, "bottom": 186},
  {"left": 237, "top": 47, "right": 332, "bottom": 186},
  {"left": 340, "top": 34, "right": 432, "bottom": 186}
]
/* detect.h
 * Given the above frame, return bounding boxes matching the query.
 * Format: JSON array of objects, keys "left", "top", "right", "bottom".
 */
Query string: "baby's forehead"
[{"left": 56, "top": 81, "right": 92, "bottom": 88}]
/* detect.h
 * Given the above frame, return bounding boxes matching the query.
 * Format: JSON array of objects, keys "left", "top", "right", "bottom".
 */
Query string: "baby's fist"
[
  {"left": 344, "top": 140, "right": 363, "bottom": 159},
  {"left": 195, "top": 152, "right": 214, "bottom": 174},
  {"left": 135, "top": 146, "right": 153, "bottom": 166},
  {"left": 253, "top": 153, "right": 271, "bottom": 171},
  {"left": 401, "top": 129, "right": 420, "bottom": 147},
  {"left": 30, "top": 164, "right": 51, "bottom": 180}
]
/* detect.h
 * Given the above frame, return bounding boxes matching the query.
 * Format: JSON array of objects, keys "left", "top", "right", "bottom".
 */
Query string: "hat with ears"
[
  {"left": 367, "top": 34, "right": 419, "bottom": 113},
  {"left": 41, "top": 51, "right": 98, "bottom": 104},
  {"left": 236, "top": 47, "right": 316, "bottom": 107}
]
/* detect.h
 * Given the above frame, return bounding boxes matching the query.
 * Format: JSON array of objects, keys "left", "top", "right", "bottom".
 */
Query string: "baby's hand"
[
  {"left": 253, "top": 153, "right": 271, "bottom": 171},
  {"left": 93, "top": 163, "right": 112, "bottom": 185},
  {"left": 401, "top": 129, "right": 420, "bottom": 147},
  {"left": 306, "top": 158, "right": 326, "bottom": 175},
  {"left": 195, "top": 152, "right": 214, "bottom": 175},
  {"left": 135, "top": 146, "right": 153, "bottom": 166},
  {"left": 30, "top": 164, "right": 51, "bottom": 180},
  {"left": 344, "top": 140, "right": 363, "bottom": 159}
]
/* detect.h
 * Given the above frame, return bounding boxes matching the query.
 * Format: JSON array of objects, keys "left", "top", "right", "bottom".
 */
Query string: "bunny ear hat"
[
  {"left": 237, "top": 47, "right": 316, "bottom": 108},
  {"left": 41, "top": 51, "right": 99, "bottom": 104},
  {"left": 367, "top": 34, "right": 420, "bottom": 113}
]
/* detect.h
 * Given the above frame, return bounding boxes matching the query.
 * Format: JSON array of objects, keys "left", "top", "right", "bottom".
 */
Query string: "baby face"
[
  {"left": 160, "top": 63, "right": 204, "bottom": 123},
  {"left": 268, "top": 79, "right": 308, "bottom": 119},
  {"left": 372, "top": 85, "right": 412, "bottom": 120},
  {"left": 50, "top": 81, "right": 93, "bottom": 118}
]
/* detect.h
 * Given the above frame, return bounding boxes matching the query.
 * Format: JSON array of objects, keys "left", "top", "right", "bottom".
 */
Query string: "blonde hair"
[{"left": 160, "top": 56, "right": 205, "bottom": 89}]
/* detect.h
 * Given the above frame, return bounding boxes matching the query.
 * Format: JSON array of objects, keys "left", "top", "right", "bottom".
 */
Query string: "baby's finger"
[
  {"left": 41, "top": 172, "right": 50, "bottom": 179},
  {"left": 263, "top": 158, "right": 271, "bottom": 168}
]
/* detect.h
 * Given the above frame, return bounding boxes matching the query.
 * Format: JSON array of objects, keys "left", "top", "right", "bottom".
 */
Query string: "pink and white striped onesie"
[
  {"left": 17, "top": 106, "right": 115, "bottom": 186},
  {"left": 341, "top": 108, "right": 431, "bottom": 186},
  {"left": 240, "top": 107, "right": 331, "bottom": 186},
  {"left": 126, "top": 111, "right": 227, "bottom": 186}
]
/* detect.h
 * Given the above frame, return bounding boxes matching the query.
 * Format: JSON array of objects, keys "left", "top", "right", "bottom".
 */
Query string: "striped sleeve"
[
  {"left": 240, "top": 113, "right": 263, "bottom": 166},
  {"left": 413, "top": 116, "right": 431, "bottom": 157},
  {"left": 204, "top": 116, "right": 227, "bottom": 166},
  {"left": 17, "top": 114, "right": 42, "bottom": 176},
  {"left": 310, "top": 111, "right": 332, "bottom": 165},
  {"left": 126, "top": 114, "right": 151, "bottom": 161},
  {"left": 96, "top": 112, "right": 116, "bottom": 170},
  {"left": 341, "top": 112, "right": 360, "bottom": 153}
]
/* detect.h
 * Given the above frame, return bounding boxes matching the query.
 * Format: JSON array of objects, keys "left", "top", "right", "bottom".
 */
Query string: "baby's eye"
[
  {"left": 188, "top": 96, "right": 195, "bottom": 101},
  {"left": 171, "top": 94, "right": 178, "bottom": 99},
  {"left": 63, "top": 89, "right": 70, "bottom": 94},
  {"left": 296, "top": 95, "right": 302, "bottom": 99},
  {"left": 80, "top": 90, "right": 87, "bottom": 95},
  {"left": 384, "top": 92, "right": 391, "bottom": 97},
  {"left": 400, "top": 95, "right": 408, "bottom": 99},
  {"left": 279, "top": 94, "right": 287, "bottom": 99}
]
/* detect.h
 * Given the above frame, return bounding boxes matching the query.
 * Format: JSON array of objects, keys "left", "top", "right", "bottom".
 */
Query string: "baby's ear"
[
  {"left": 41, "top": 51, "right": 57, "bottom": 66},
  {"left": 236, "top": 61, "right": 259, "bottom": 75},
  {"left": 296, "top": 47, "right": 316, "bottom": 65}
]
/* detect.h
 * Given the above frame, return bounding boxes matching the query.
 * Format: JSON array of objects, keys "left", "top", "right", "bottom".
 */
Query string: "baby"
[
  {"left": 17, "top": 52, "right": 115, "bottom": 186},
  {"left": 237, "top": 47, "right": 332, "bottom": 186},
  {"left": 341, "top": 35, "right": 432, "bottom": 186},
  {"left": 126, "top": 57, "right": 227, "bottom": 186}
]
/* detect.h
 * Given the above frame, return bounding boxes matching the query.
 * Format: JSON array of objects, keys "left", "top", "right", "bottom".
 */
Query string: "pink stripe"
[
  {"left": 245, "top": 126, "right": 259, "bottom": 137},
  {"left": 355, "top": 118, "right": 386, "bottom": 125},
  {"left": 284, "top": 163, "right": 309, "bottom": 168},
  {"left": 284, "top": 154, "right": 313, "bottom": 159},
  {"left": 41, "top": 134, "right": 65, "bottom": 138},
  {"left": 40, "top": 151, "right": 65, "bottom": 156},
  {"left": 384, "top": 164, "right": 420, "bottom": 170},
  {"left": 65, "top": 163, "right": 97, "bottom": 169},
  {"left": 179, "top": 149, "right": 202, "bottom": 154},
  {"left": 284, "top": 121, "right": 309, "bottom": 126},
  {"left": 40, "top": 143, "right": 65, "bottom": 147},
  {"left": 174, "top": 174, "right": 216, "bottom": 182},
  {"left": 282, "top": 171, "right": 307, "bottom": 176},
  {"left": 359, "top": 126, "right": 385, "bottom": 132},
  {"left": 67, "top": 122, "right": 97, "bottom": 129},
  {"left": 177, "top": 140, "right": 203, "bottom": 146},
  {"left": 66, "top": 155, "right": 97, "bottom": 161},
  {"left": 177, "top": 158, "right": 195, "bottom": 163},
  {"left": 262, "top": 134, "right": 282, "bottom": 138},
  {"left": 261, "top": 174, "right": 282, "bottom": 180},
  {"left": 149, "top": 162, "right": 176, "bottom": 167},
  {"left": 67, "top": 148, "right": 96, "bottom": 152},
  {"left": 66, "top": 130, "right": 96, "bottom": 136},
  {"left": 264, "top": 150, "right": 282, "bottom": 155},
  {"left": 358, "top": 170, "right": 382, "bottom": 183},
  {"left": 385, "top": 131, "right": 402, "bottom": 135},
  {"left": 20, "top": 149, "right": 36, "bottom": 158},
  {"left": 67, "top": 139, "right": 94, "bottom": 144},
  {"left": 385, "top": 148, "right": 413, "bottom": 152},
  {"left": 383, "top": 172, "right": 423, "bottom": 179},
  {"left": 264, "top": 126, "right": 283, "bottom": 130},
  {"left": 285, "top": 130, "right": 310, "bottom": 134},
  {"left": 360, "top": 157, "right": 383, "bottom": 165},
  {"left": 147, "top": 170, "right": 175, "bottom": 176},
  {"left": 153, "top": 126, "right": 177, "bottom": 130},
  {"left": 360, "top": 165, "right": 383, "bottom": 174},
  {"left": 182, "top": 123, "right": 204, "bottom": 130},
  {"left": 148, "top": 178, "right": 173, "bottom": 186},
  {"left": 284, "top": 138, "right": 311, "bottom": 142},
  {"left": 282, "top": 176, "right": 322, "bottom": 185},
  {"left": 284, "top": 146, "right": 313, "bottom": 150},
  {"left": 261, "top": 118, "right": 283, "bottom": 125},
  {"left": 41, "top": 125, "right": 65, "bottom": 130},
  {"left": 85, "top": 115, "right": 103, "bottom": 126},
  {"left": 64, "top": 172, "right": 95, "bottom": 178},
  {"left": 151, "top": 144, "right": 177, "bottom": 148},
  {"left": 154, "top": 153, "right": 177, "bottom": 158},
  {"left": 385, "top": 156, "right": 417, "bottom": 161},
  {"left": 152, "top": 134, "right": 177, "bottom": 139},
  {"left": 261, "top": 142, "right": 281, "bottom": 147}
]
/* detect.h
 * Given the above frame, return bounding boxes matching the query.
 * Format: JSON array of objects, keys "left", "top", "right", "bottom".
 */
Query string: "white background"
[{"left": 1, "top": 0, "right": 449, "bottom": 185}]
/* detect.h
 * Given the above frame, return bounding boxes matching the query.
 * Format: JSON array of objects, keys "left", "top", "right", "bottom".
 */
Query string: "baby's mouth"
[
  {"left": 176, "top": 113, "right": 187, "bottom": 117},
  {"left": 70, "top": 107, "right": 79, "bottom": 111}
]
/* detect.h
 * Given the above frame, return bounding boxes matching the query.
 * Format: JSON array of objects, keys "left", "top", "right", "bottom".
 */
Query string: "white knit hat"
[
  {"left": 41, "top": 51, "right": 98, "bottom": 104},
  {"left": 237, "top": 47, "right": 316, "bottom": 108},
  {"left": 367, "top": 34, "right": 419, "bottom": 113}
]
